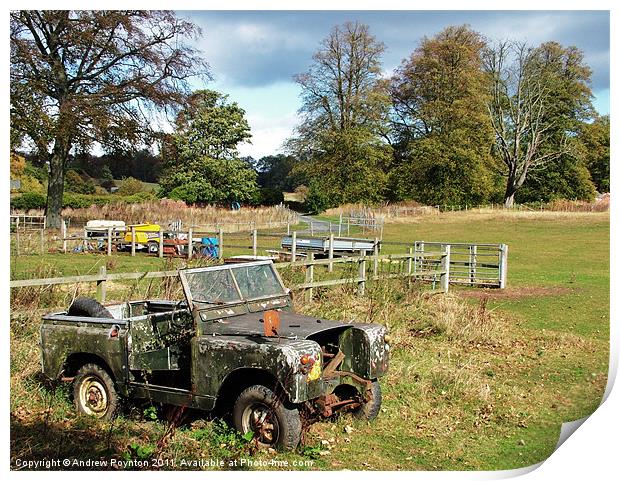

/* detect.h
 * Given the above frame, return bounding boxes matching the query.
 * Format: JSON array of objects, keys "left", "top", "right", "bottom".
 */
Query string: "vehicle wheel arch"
[
  {"left": 215, "top": 367, "right": 287, "bottom": 411},
  {"left": 63, "top": 352, "right": 115, "bottom": 381}
]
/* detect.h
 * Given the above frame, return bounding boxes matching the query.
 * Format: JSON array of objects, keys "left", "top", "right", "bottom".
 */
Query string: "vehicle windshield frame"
[{"left": 179, "top": 261, "right": 287, "bottom": 309}]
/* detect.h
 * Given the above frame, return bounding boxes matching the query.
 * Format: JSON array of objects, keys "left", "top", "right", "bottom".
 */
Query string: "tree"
[
  {"left": 10, "top": 11, "right": 208, "bottom": 227},
  {"left": 390, "top": 25, "right": 498, "bottom": 205},
  {"left": 483, "top": 41, "right": 594, "bottom": 207},
  {"left": 579, "top": 115, "right": 610, "bottom": 193},
  {"left": 289, "top": 22, "right": 392, "bottom": 207},
  {"left": 100, "top": 164, "right": 114, "bottom": 190},
  {"left": 255, "top": 154, "right": 301, "bottom": 191},
  {"left": 159, "top": 89, "right": 258, "bottom": 204}
]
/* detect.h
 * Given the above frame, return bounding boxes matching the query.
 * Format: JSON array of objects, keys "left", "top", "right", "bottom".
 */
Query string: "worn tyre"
[
  {"left": 232, "top": 385, "right": 301, "bottom": 450},
  {"left": 73, "top": 363, "right": 119, "bottom": 421},
  {"left": 353, "top": 381, "right": 382, "bottom": 421},
  {"left": 147, "top": 242, "right": 159, "bottom": 254},
  {"left": 67, "top": 297, "right": 113, "bottom": 318}
]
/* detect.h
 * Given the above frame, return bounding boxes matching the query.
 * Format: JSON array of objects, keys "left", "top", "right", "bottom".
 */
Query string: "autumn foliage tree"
[
  {"left": 10, "top": 11, "right": 208, "bottom": 227},
  {"left": 390, "top": 25, "right": 497, "bottom": 205}
]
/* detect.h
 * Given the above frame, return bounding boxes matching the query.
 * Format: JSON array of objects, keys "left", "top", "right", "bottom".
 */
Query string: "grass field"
[{"left": 9, "top": 210, "right": 609, "bottom": 470}]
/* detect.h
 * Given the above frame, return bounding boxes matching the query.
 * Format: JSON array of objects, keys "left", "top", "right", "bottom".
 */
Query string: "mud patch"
[{"left": 457, "top": 286, "right": 577, "bottom": 300}]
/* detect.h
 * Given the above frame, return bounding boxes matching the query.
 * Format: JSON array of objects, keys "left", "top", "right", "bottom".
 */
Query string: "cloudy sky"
[{"left": 179, "top": 10, "right": 610, "bottom": 159}]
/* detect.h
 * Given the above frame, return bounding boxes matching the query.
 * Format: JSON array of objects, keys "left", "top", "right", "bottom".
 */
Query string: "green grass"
[{"left": 9, "top": 210, "right": 609, "bottom": 470}]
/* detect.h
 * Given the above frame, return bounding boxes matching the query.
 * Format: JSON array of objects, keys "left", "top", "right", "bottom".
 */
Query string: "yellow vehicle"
[{"left": 119, "top": 223, "right": 162, "bottom": 253}]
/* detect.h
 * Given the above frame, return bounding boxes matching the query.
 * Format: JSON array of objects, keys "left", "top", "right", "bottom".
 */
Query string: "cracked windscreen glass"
[
  {"left": 185, "top": 269, "right": 240, "bottom": 304},
  {"left": 232, "top": 264, "right": 285, "bottom": 300}
]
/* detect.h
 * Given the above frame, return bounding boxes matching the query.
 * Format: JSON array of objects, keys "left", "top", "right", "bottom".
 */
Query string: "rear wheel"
[
  {"left": 232, "top": 385, "right": 301, "bottom": 450},
  {"left": 147, "top": 241, "right": 159, "bottom": 254},
  {"left": 73, "top": 363, "right": 118, "bottom": 421}
]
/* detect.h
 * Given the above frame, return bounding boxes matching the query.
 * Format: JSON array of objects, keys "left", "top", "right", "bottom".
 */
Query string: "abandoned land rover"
[{"left": 40, "top": 260, "right": 390, "bottom": 449}]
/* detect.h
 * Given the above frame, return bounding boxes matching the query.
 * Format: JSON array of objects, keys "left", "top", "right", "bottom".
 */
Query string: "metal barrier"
[{"left": 414, "top": 241, "right": 507, "bottom": 288}]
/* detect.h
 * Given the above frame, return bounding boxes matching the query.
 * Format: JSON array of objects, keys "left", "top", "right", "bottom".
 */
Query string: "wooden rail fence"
[{"left": 9, "top": 249, "right": 451, "bottom": 303}]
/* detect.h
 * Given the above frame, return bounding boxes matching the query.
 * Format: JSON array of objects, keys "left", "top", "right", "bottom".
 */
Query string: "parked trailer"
[{"left": 281, "top": 235, "right": 379, "bottom": 256}]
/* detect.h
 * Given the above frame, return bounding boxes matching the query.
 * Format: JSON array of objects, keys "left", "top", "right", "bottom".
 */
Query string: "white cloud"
[{"left": 238, "top": 110, "right": 300, "bottom": 159}]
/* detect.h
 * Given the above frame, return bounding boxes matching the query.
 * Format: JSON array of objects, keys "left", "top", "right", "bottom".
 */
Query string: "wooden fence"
[
  {"left": 9, "top": 249, "right": 451, "bottom": 303},
  {"left": 10, "top": 215, "right": 46, "bottom": 230}
]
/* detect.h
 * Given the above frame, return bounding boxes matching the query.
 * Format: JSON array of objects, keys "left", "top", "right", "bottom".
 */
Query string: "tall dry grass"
[
  {"left": 324, "top": 201, "right": 439, "bottom": 220},
  {"left": 62, "top": 200, "right": 299, "bottom": 231}
]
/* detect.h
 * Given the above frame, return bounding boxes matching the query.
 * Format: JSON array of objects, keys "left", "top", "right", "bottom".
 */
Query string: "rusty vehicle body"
[{"left": 40, "top": 260, "right": 389, "bottom": 449}]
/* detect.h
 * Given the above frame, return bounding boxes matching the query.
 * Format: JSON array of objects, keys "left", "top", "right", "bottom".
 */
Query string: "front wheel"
[
  {"left": 232, "top": 385, "right": 301, "bottom": 450},
  {"left": 73, "top": 363, "right": 119, "bottom": 421},
  {"left": 353, "top": 380, "right": 382, "bottom": 420}
]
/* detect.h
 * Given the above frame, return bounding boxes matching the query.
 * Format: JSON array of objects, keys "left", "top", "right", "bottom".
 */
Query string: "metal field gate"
[{"left": 414, "top": 241, "right": 508, "bottom": 288}]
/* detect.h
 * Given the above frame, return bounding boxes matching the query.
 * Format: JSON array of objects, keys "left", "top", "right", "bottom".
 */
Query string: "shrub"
[
  {"left": 62, "top": 193, "right": 93, "bottom": 209},
  {"left": 62, "top": 192, "right": 157, "bottom": 209},
  {"left": 18, "top": 175, "right": 45, "bottom": 194},
  {"left": 11, "top": 192, "right": 47, "bottom": 210},
  {"left": 117, "top": 177, "right": 145, "bottom": 195},
  {"left": 304, "top": 181, "right": 334, "bottom": 214},
  {"left": 256, "top": 187, "right": 284, "bottom": 206},
  {"left": 65, "top": 170, "right": 96, "bottom": 194}
]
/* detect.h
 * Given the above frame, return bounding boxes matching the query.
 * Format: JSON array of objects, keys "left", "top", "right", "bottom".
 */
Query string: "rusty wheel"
[
  {"left": 73, "top": 363, "right": 118, "bottom": 421},
  {"left": 241, "top": 402, "right": 280, "bottom": 445},
  {"left": 233, "top": 385, "right": 301, "bottom": 450}
]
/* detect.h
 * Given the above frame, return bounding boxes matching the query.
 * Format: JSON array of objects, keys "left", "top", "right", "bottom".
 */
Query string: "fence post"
[
  {"left": 83, "top": 228, "right": 88, "bottom": 252},
  {"left": 338, "top": 213, "right": 342, "bottom": 236},
  {"left": 305, "top": 252, "right": 315, "bottom": 302},
  {"left": 469, "top": 245, "right": 477, "bottom": 286},
  {"left": 440, "top": 245, "right": 451, "bottom": 293},
  {"left": 96, "top": 265, "right": 107, "bottom": 303},
  {"left": 291, "top": 231, "right": 297, "bottom": 262},
  {"left": 373, "top": 237, "right": 379, "bottom": 278},
  {"left": 217, "top": 228, "right": 223, "bottom": 260},
  {"left": 287, "top": 223, "right": 290, "bottom": 235},
  {"left": 407, "top": 246, "right": 413, "bottom": 277},
  {"left": 328, "top": 233, "right": 334, "bottom": 273},
  {"left": 347, "top": 218, "right": 350, "bottom": 236},
  {"left": 357, "top": 250, "right": 367, "bottom": 297},
  {"left": 188, "top": 227, "right": 193, "bottom": 260},
  {"left": 159, "top": 227, "right": 164, "bottom": 258},
  {"left": 15, "top": 227, "right": 20, "bottom": 256},
  {"left": 107, "top": 227, "right": 113, "bottom": 256},
  {"left": 252, "top": 229, "right": 258, "bottom": 257},
  {"left": 499, "top": 244, "right": 508, "bottom": 288},
  {"left": 61, "top": 219, "right": 67, "bottom": 254},
  {"left": 415, "top": 241, "right": 425, "bottom": 273},
  {"left": 40, "top": 227, "right": 45, "bottom": 255},
  {"left": 131, "top": 226, "right": 136, "bottom": 257},
  {"left": 310, "top": 221, "right": 314, "bottom": 236}
]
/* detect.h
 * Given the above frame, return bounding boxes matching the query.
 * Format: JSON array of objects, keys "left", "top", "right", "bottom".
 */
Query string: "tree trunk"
[
  {"left": 503, "top": 181, "right": 517, "bottom": 208},
  {"left": 45, "top": 135, "right": 71, "bottom": 229}
]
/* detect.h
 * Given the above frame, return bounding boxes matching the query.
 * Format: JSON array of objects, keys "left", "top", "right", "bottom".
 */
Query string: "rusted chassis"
[{"left": 40, "top": 308, "right": 388, "bottom": 416}]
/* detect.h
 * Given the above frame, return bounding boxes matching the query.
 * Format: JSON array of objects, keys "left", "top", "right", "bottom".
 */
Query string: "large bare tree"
[
  {"left": 484, "top": 41, "right": 570, "bottom": 208},
  {"left": 10, "top": 11, "right": 209, "bottom": 227},
  {"left": 288, "top": 22, "right": 392, "bottom": 206}
]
